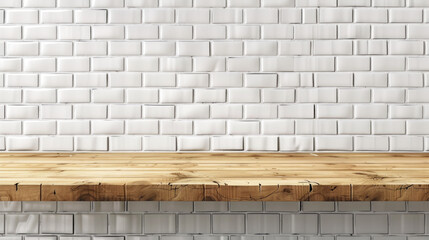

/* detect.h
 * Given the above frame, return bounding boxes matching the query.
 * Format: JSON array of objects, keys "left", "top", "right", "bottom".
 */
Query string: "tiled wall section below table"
[{"left": 0, "top": 201, "right": 428, "bottom": 238}]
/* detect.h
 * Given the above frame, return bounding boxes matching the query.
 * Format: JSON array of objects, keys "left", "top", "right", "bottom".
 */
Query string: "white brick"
[
  {"left": 109, "top": 42, "right": 141, "bottom": 56},
  {"left": 4, "top": 74, "right": 36, "bottom": 88},
  {"left": 211, "top": 72, "right": 242, "bottom": 87},
  {"left": 315, "top": 73, "right": 353, "bottom": 87},
  {"left": 75, "top": 10, "right": 106, "bottom": 24},
  {"left": 279, "top": 104, "right": 314, "bottom": 119},
  {"left": 160, "top": 25, "right": 192, "bottom": 40},
  {"left": 177, "top": 9, "right": 209, "bottom": 24},
  {"left": 373, "top": 120, "right": 406, "bottom": 135},
  {"left": 355, "top": 8, "right": 387, "bottom": 23},
  {"left": 92, "top": 57, "right": 124, "bottom": 71},
  {"left": 92, "top": 26, "right": 125, "bottom": 40},
  {"left": 409, "top": 0, "right": 429, "bottom": 7},
  {"left": 23, "top": 0, "right": 56, "bottom": 7},
  {"left": 373, "top": 89, "right": 405, "bottom": 103},
  {"left": 74, "top": 105, "right": 106, "bottom": 119},
  {"left": 355, "top": 104, "right": 388, "bottom": 119},
  {"left": 75, "top": 42, "right": 107, "bottom": 56},
  {"left": 92, "top": 120, "right": 124, "bottom": 135},
  {"left": 143, "top": 136, "right": 176, "bottom": 151},
  {"left": 0, "top": 58, "right": 21, "bottom": 72},
  {"left": 373, "top": 0, "right": 404, "bottom": 6},
  {"left": 262, "top": 25, "right": 294, "bottom": 40},
  {"left": 245, "top": 104, "right": 277, "bottom": 119},
  {"left": 296, "top": 120, "right": 337, "bottom": 135},
  {"left": 355, "top": 136, "right": 389, "bottom": 151},
  {"left": 338, "top": 120, "right": 371, "bottom": 135},
  {"left": 58, "top": 89, "right": 90, "bottom": 103},
  {"left": 195, "top": 0, "right": 226, "bottom": 7},
  {"left": 0, "top": 89, "right": 21, "bottom": 103},
  {"left": 354, "top": 40, "right": 387, "bottom": 55},
  {"left": 6, "top": 10, "right": 38, "bottom": 24},
  {"left": 390, "top": 9, "right": 422, "bottom": 22},
  {"left": 160, "top": 0, "right": 191, "bottom": 7},
  {"left": 7, "top": 137, "right": 38, "bottom": 151},
  {"left": 178, "top": 137, "right": 210, "bottom": 151},
  {"left": 212, "top": 9, "right": 242, "bottom": 24},
  {"left": 23, "top": 58, "right": 56, "bottom": 72},
  {"left": 246, "top": 136, "right": 278, "bottom": 151},
  {"left": 195, "top": 89, "right": 226, "bottom": 103},
  {"left": 228, "top": 25, "right": 260, "bottom": 40},
  {"left": 160, "top": 57, "right": 192, "bottom": 72},
  {"left": 0, "top": 0, "right": 21, "bottom": 7},
  {"left": 7, "top": 42, "right": 38, "bottom": 56},
  {"left": 408, "top": 58, "right": 429, "bottom": 71},
  {"left": 109, "top": 105, "right": 141, "bottom": 119},
  {"left": 320, "top": 8, "right": 353, "bottom": 23},
  {"left": 0, "top": 121, "right": 21, "bottom": 135},
  {"left": 245, "top": 9, "right": 278, "bottom": 24},
  {"left": 24, "top": 121, "right": 56, "bottom": 135},
  {"left": 279, "top": 9, "right": 301, "bottom": 24},
  {"left": 41, "top": 10, "right": 73, "bottom": 24},
  {"left": 337, "top": 57, "right": 370, "bottom": 71},
  {"left": 262, "top": 120, "right": 294, "bottom": 135},
  {"left": 228, "top": 0, "right": 260, "bottom": 7},
  {"left": 40, "top": 137, "right": 73, "bottom": 151},
  {"left": 0, "top": 26, "right": 21, "bottom": 40},
  {"left": 316, "top": 105, "right": 353, "bottom": 119},
  {"left": 109, "top": 72, "right": 141, "bottom": 87},
  {"left": 390, "top": 105, "right": 422, "bottom": 119},
  {"left": 391, "top": 136, "right": 423, "bottom": 151},
  {"left": 389, "top": 40, "right": 424, "bottom": 55},
  {"left": 372, "top": 25, "right": 406, "bottom": 39},
  {"left": 160, "top": 89, "right": 193, "bottom": 103},
  {"left": 178, "top": 42, "right": 210, "bottom": 56},
  {"left": 40, "top": 42, "right": 73, "bottom": 56},
  {"left": 212, "top": 42, "right": 243, "bottom": 56},
  {"left": 296, "top": 88, "right": 336, "bottom": 103},
  {"left": 127, "top": 89, "right": 158, "bottom": 103},
  {"left": 23, "top": 26, "right": 56, "bottom": 40},
  {"left": 76, "top": 136, "right": 108, "bottom": 151},
  {"left": 194, "top": 120, "right": 226, "bottom": 135},
  {"left": 41, "top": 105, "right": 72, "bottom": 119},
  {"left": 195, "top": 25, "right": 226, "bottom": 40},
  {"left": 338, "top": 25, "right": 370, "bottom": 39},
  {"left": 390, "top": 72, "right": 423, "bottom": 88},
  {"left": 126, "top": 0, "right": 158, "bottom": 7},
  {"left": 228, "top": 57, "right": 260, "bottom": 72},
  {"left": 228, "top": 121, "right": 259, "bottom": 135},
  {"left": 58, "top": 58, "right": 90, "bottom": 72},
  {"left": 93, "top": 89, "right": 124, "bottom": 103},
  {"left": 338, "top": 88, "right": 371, "bottom": 103},
  {"left": 109, "top": 9, "right": 141, "bottom": 24},
  {"left": 176, "top": 105, "right": 209, "bottom": 119},
  {"left": 110, "top": 136, "right": 142, "bottom": 151},
  {"left": 143, "top": 105, "right": 175, "bottom": 119},
  {"left": 143, "top": 9, "right": 175, "bottom": 23},
  {"left": 279, "top": 136, "right": 313, "bottom": 152},
  {"left": 372, "top": 57, "right": 405, "bottom": 71},
  {"left": 126, "top": 120, "right": 159, "bottom": 135},
  {"left": 194, "top": 57, "right": 226, "bottom": 72},
  {"left": 211, "top": 104, "right": 243, "bottom": 119},
  {"left": 407, "top": 120, "right": 429, "bottom": 134},
  {"left": 177, "top": 74, "right": 209, "bottom": 88},
  {"left": 74, "top": 73, "right": 106, "bottom": 87},
  {"left": 127, "top": 57, "right": 159, "bottom": 72},
  {"left": 6, "top": 106, "right": 38, "bottom": 119},
  {"left": 58, "top": 0, "right": 89, "bottom": 7},
  {"left": 315, "top": 136, "right": 353, "bottom": 151},
  {"left": 58, "top": 121, "right": 90, "bottom": 135},
  {"left": 24, "top": 90, "right": 56, "bottom": 103},
  {"left": 279, "top": 41, "right": 311, "bottom": 56},
  {"left": 314, "top": 40, "right": 353, "bottom": 56},
  {"left": 126, "top": 25, "right": 158, "bottom": 40},
  {"left": 212, "top": 136, "right": 243, "bottom": 151},
  {"left": 262, "top": 89, "right": 294, "bottom": 103},
  {"left": 229, "top": 89, "right": 260, "bottom": 103},
  {"left": 143, "top": 42, "right": 175, "bottom": 56},
  {"left": 58, "top": 26, "right": 90, "bottom": 40},
  {"left": 355, "top": 73, "right": 388, "bottom": 87},
  {"left": 92, "top": 0, "right": 124, "bottom": 7}
]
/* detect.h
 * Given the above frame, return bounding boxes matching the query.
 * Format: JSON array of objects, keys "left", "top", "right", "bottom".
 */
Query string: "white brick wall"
[{"left": 1, "top": 0, "right": 429, "bottom": 152}]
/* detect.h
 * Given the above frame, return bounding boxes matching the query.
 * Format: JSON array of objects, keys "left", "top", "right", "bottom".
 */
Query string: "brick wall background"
[
  {"left": 0, "top": 201, "right": 427, "bottom": 238},
  {"left": 1, "top": 0, "right": 429, "bottom": 151}
]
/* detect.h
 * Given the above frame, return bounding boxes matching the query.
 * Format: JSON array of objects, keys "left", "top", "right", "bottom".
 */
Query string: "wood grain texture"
[
  {"left": 352, "top": 185, "right": 429, "bottom": 201},
  {"left": 41, "top": 185, "right": 126, "bottom": 201},
  {"left": 0, "top": 185, "right": 40, "bottom": 201},
  {"left": 126, "top": 185, "right": 205, "bottom": 201},
  {"left": 1, "top": 153, "right": 429, "bottom": 185}
]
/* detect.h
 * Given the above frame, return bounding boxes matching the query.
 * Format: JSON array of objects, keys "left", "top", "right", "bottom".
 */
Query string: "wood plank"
[
  {"left": 204, "top": 185, "right": 310, "bottom": 201},
  {"left": 352, "top": 185, "right": 429, "bottom": 201},
  {"left": 0, "top": 185, "right": 40, "bottom": 201},
  {"left": 0, "top": 153, "right": 429, "bottom": 186},
  {"left": 126, "top": 185, "right": 205, "bottom": 201},
  {"left": 41, "top": 185, "right": 125, "bottom": 201},
  {"left": 307, "top": 185, "right": 352, "bottom": 201}
]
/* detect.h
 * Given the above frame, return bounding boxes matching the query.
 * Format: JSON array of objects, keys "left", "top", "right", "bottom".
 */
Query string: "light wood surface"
[{"left": 0, "top": 153, "right": 428, "bottom": 185}]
